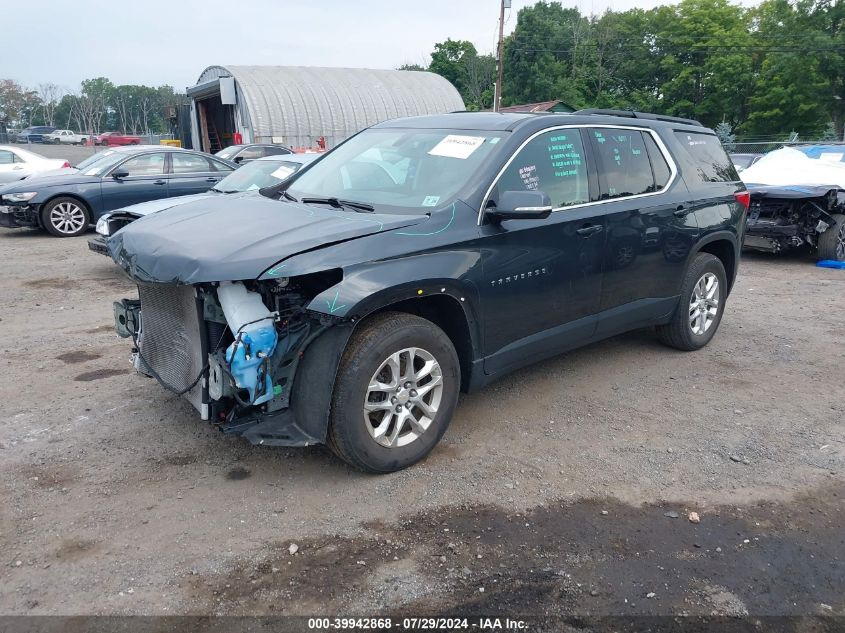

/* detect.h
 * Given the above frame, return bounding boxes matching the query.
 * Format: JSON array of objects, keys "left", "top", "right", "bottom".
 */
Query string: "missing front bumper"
[{"left": 0, "top": 205, "right": 38, "bottom": 229}]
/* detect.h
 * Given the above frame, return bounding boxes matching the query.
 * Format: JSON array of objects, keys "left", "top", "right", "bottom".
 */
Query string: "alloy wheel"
[
  {"left": 49, "top": 202, "right": 86, "bottom": 235},
  {"left": 836, "top": 224, "right": 845, "bottom": 260},
  {"left": 689, "top": 272, "right": 720, "bottom": 335},
  {"left": 363, "top": 347, "right": 444, "bottom": 448}
]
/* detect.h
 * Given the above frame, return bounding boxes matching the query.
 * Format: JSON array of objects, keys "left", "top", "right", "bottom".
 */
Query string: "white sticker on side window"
[
  {"left": 422, "top": 195, "right": 440, "bottom": 207},
  {"left": 428, "top": 135, "right": 485, "bottom": 159}
]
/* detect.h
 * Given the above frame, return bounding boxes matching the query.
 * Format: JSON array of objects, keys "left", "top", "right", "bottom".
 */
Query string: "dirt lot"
[{"left": 0, "top": 227, "right": 842, "bottom": 619}]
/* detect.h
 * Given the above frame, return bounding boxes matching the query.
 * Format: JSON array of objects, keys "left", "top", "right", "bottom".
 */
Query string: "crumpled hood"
[{"left": 108, "top": 194, "right": 426, "bottom": 284}]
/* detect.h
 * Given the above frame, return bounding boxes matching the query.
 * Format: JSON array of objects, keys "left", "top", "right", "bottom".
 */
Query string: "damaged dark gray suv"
[{"left": 109, "top": 110, "right": 747, "bottom": 473}]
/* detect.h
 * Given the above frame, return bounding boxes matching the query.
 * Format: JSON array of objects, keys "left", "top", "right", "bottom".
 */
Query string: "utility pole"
[{"left": 494, "top": 0, "right": 509, "bottom": 112}]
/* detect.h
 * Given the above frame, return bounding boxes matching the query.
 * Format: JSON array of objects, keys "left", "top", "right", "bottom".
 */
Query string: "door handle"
[
  {"left": 153, "top": 179, "right": 166, "bottom": 185},
  {"left": 575, "top": 224, "right": 603, "bottom": 236},
  {"left": 205, "top": 177, "right": 219, "bottom": 182},
  {"left": 673, "top": 205, "right": 690, "bottom": 218}
]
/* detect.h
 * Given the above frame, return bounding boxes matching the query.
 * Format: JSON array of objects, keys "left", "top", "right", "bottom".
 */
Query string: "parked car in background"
[
  {"left": 95, "top": 132, "right": 142, "bottom": 146},
  {"left": 106, "top": 110, "right": 747, "bottom": 472},
  {"left": 15, "top": 126, "right": 56, "bottom": 143},
  {"left": 0, "top": 145, "right": 71, "bottom": 183},
  {"left": 0, "top": 146, "right": 235, "bottom": 236},
  {"left": 44, "top": 130, "right": 89, "bottom": 145},
  {"left": 89, "top": 153, "right": 319, "bottom": 254},
  {"left": 215, "top": 143, "right": 293, "bottom": 164},
  {"left": 730, "top": 153, "right": 763, "bottom": 172}
]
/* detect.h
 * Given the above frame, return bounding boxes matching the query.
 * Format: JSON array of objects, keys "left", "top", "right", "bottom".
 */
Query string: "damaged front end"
[
  {"left": 744, "top": 185, "right": 844, "bottom": 255},
  {"left": 113, "top": 271, "right": 351, "bottom": 447}
]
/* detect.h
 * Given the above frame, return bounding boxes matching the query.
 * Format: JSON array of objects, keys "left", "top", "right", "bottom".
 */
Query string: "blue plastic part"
[
  {"left": 817, "top": 260, "right": 845, "bottom": 269},
  {"left": 225, "top": 325, "right": 278, "bottom": 405}
]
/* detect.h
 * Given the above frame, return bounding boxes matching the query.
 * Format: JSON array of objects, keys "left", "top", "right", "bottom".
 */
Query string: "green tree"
[{"left": 429, "top": 39, "right": 478, "bottom": 92}]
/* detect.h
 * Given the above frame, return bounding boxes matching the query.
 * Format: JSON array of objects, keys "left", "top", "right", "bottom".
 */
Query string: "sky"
[{"left": 3, "top": 0, "right": 754, "bottom": 90}]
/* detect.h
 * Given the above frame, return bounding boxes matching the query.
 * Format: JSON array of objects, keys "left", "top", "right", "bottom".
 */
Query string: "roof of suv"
[{"left": 375, "top": 111, "right": 707, "bottom": 133}]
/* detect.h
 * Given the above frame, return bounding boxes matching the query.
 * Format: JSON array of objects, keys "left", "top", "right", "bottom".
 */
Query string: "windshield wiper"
[
  {"left": 282, "top": 190, "right": 298, "bottom": 202},
  {"left": 300, "top": 197, "right": 374, "bottom": 213}
]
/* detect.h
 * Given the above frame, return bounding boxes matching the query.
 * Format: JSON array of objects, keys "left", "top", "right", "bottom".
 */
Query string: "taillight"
[
  {"left": 734, "top": 191, "right": 750, "bottom": 210},
  {"left": 61, "top": 161, "right": 71, "bottom": 168}
]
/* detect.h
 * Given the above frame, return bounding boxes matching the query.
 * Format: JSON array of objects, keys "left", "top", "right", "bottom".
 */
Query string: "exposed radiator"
[{"left": 137, "top": 284, "right": 206, "bottom": 416}]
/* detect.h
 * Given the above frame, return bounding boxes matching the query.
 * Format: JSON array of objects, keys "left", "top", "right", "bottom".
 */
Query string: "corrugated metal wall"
[{"left": 194, "top": 65, "right": 465, "bottom": 149}]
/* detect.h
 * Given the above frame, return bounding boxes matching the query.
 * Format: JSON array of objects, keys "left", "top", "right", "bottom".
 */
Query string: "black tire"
[
  {"left": 656, "top": 253, "right": 727, "bottom": 351},
  {"left": 817, "top": 213, "right": 845, "bottom": 261},
  {"left": 327, "top": 311, "right": 460, "bottom": 473},
  {"left": 41, "top": 197, "right": 91, "bottom": 237}
]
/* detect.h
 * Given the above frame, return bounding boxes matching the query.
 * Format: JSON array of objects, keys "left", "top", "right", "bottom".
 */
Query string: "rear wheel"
[
  {"left": 817, "top": 213, "right": 845, "bottom": 261},
  {"left": 41, "top": 197, "right": 90, "bottom": 237},
  {"left": 657, "top": 253, "right": 727, "bottom": 351},
  {"left": 327, "top": 312, "right": 460, "bottom": 473}
]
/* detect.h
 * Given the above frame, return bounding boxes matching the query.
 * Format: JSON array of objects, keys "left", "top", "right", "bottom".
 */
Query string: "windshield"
[
  {"left": 286, "top": 128, "right": 505, "bottom": 211},
  {"left": 215, "top": 146, "right": 241, "bottom": 160},
  {"left": 78, "top": 151, "right": 127, "bottom": 176},
  {"left": 214, "top": 159, "right": 305, "bottom": 192},
  {"left": 75, "top": 150, "right": 118, "bottom": 171}
]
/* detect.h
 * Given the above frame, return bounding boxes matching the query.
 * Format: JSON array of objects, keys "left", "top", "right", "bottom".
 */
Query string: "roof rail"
[{"left": 573, "top": 108, "right": 704, "bottom": 127}]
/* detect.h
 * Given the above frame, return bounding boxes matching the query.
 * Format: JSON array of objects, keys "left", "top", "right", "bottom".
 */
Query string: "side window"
[
  {"left": 171, "top": 153, "right": 214, "bottom": 174},
  {"left": 118, "top": 153, "right": 166, "bottom": 176},
  {"left": 591, "top": 129, "right": 655, "bottom": 199},
  {"left": 496, "top": 129, "right": 589, "bottom": 208},
  {"left": 643, "top": 133, "right": 672, "bottom": 188},
  {"left": 264, "top": 146, "right": 291, "bottom": 156},
  {"left": 0, "top": 150, "right": 14, "bottom": 164},
  {"left": 673, "top": 131, "right": 739, "bottom": 183}
]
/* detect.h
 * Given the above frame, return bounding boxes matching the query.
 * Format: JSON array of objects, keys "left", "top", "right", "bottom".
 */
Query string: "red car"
[{"left": 95, "top": 132, "right": 141, "bottom": 146}]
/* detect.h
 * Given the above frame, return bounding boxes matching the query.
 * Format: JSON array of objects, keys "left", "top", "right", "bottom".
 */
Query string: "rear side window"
[
  {"left": 171, "top": 153, "right": 214, "bottom": 173},
  {"left": 590, "top": 129, "right": 655, "bottom": 199},
  {"left": 644, "top": 134, "right": 672, "bottom": 188},
  {"left": 674, "top": 131, "right": 738, "bottom": 182}
]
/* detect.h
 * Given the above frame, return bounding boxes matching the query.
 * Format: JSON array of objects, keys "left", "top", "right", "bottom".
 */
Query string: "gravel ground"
[{"left": 0, "top": 228, "right": 842, "bottom": 618}]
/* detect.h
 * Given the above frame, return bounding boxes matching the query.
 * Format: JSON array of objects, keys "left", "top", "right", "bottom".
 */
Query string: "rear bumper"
[
  {"left": 88, "top": 235, "right": 110, "bottom": 255},
  {"left": 0, "top": 205, "right": 38, "bottom": 229}
]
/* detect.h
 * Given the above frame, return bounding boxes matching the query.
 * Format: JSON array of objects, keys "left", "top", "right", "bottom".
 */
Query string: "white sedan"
[{"left": 0, "top": 145, "right": 71, "bottom": 184}]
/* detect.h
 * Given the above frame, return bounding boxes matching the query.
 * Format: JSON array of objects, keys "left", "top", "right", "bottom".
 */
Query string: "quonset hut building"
[{"left": 186, "top": 65, "right": 465, "bottom": 153}]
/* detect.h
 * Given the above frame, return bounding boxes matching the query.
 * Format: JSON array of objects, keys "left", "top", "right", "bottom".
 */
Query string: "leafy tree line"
[
  {"left": 0, "top": 77, "right": 188, "bottom": 134},
  {"left": 404, "top": 0, "right": 843, "bottom": 139}
]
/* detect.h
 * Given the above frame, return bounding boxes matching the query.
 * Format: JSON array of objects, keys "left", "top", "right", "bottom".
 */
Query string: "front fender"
[
  {"left": 308, "top": 251, "right": 480, "bottom": 314},
  {"left": 306, "top": 250, "right": 482, "bottom": 354}
]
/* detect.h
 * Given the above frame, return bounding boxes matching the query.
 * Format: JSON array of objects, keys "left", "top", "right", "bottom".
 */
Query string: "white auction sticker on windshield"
[
  {"left": 270, "top": 166, "right": 295, "bottom": 180},
  {"left": 428, "top": 135, "right": 485, "bottom": 159}
]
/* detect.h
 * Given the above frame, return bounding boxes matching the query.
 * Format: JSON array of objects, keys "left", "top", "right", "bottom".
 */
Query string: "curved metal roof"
[{"left": 195, "top": 65, "right": 465, "bottom": 147}]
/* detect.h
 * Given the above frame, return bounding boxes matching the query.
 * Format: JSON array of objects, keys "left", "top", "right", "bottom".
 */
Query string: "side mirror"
[
  {"left": 487, "top": 190, "right": 553, "bottom": 221},
  {"left": 233, "top": 155, "right": 244, "bottom": 164},
  {"left": 112, "top": 169, "right": 129, "bottom": 179}
]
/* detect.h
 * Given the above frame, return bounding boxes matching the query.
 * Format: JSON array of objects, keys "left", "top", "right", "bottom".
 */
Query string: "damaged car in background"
[
  {"left": 107, "top": 111, "right": 747, "bottom": 472},
  {"left": 740, "top": 147, "right": 845, "bottom": 261}
]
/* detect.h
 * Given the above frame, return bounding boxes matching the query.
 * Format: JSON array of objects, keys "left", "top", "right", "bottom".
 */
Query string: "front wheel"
[
  {"left": 41, "top": 197, "right": 91, "bottom": 237},
  {"left": 656, "top": 253, "right": 727, "bottom": 351},
  {"left": 327, "top": 312, "right": 460, "bottom": 473},
  {"left": 817, "top": 213, "right": 845, "bottom": 262}
]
